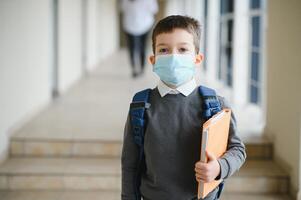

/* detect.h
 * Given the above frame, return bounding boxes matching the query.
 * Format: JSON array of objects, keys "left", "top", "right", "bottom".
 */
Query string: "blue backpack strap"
[
  {"left": 198, "top": 86, "right": 222, "bottom": 120},
  {"left": 198, "top": 85, "right": 224, "bottom": 199},
  {"left": 129, "top": 88, "right": 151, "bottom": 200},
  {"left": 216, "top": 180, "right": 225, "bottom": 199}
]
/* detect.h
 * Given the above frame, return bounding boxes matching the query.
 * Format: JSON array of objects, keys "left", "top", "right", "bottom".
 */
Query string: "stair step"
[
  {"left": 10, "top": 137, "right": 273, "bottom": 160},
  {"left": 244, "top": 136, "right": 273, "bottom": 160},
  {"left": 0, "top": 157, "right": 121, "bottom": 190},
  {"left": 222, "top": 193, "right": 292, "bottom": 200},
  {"left": 10, "top": 139, "right": 122, "bottom": 158},
  {"left": 224, "top": 160, "right": 289, "bottom": 194},
  {"left": 0, "top": 191, "right": 120, "bottom": 200},
  {"left": 0, "top": 191, "right": 292, "bottom": 200},
  {"left": 0, "top": 158, "right": 289, "bottom": 194}
]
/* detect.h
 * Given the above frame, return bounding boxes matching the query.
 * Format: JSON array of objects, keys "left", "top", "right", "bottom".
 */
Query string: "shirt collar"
[{"left": 157, "top": 78, "right": 197, "bottom": 97}]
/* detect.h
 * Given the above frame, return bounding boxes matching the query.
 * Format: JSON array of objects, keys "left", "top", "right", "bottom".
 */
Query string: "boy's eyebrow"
[
  {"left": 156, "top": 42, "right": 191, "bottom": 47},
  {"left": 178, "top": 42, "right": 191, "bottom": 45},
  {"left": 156, "top": 43, "right": 168, "bottom": 47}
]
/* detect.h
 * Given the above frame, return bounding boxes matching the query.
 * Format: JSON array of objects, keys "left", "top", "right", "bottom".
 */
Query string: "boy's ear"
[
  {"left": 149, "top": 55, "right": 155, "bottom": 65},
  {"left": 195, "top": 53, "right": 204, "bottom": 65}
]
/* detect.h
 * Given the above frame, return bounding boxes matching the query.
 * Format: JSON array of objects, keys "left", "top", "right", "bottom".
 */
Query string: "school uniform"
[{"left": 121, "top": 78, "right": 247, "bottom": 200}]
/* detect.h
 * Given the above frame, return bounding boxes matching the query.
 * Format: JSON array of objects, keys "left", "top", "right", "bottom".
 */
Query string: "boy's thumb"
[{"left": 206, "top": 150, "right": 216, "bottom": 161}]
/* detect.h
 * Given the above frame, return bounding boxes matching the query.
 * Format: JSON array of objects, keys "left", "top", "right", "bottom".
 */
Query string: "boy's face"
[{"left": 149, "top": 28, "right": 203, "bottom": 65}]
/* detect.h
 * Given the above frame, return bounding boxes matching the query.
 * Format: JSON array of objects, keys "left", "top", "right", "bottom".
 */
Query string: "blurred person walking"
[{"left": 120, "top": 0, "right": 158, "bottom": 78}]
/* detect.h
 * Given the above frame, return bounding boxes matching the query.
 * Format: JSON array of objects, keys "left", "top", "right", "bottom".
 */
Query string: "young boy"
[{"left": 121, "top": 15, "right": 247, "bottom": 200}]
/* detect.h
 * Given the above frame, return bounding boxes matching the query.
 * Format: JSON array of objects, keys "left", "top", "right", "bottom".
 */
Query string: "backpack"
[{"left": 129, "top": 85, "right": 225, "bottom": 200}]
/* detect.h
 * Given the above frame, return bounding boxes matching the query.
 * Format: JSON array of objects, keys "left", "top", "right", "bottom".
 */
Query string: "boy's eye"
[
  {"left": 158, "top": 48, "right": 168, "bottom": 53},
  {"left": 179, "top": 48, "right": 188, "bottom": 53}
]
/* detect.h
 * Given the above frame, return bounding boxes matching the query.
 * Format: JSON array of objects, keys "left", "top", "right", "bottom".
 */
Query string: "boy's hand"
[{"left": 194, "top": 150, "right": 221, "bottom": 183}]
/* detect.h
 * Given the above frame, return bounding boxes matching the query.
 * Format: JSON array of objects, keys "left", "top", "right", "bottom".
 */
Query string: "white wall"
[
  {"left": 265, "top": 0, "right": 301, "bottom": 198},
  {"left": 86, "top": 0, "right": 119, "bottom": 71},
  {"left": 164, "top": 0, "right": 185, "bottom": 16},
  {"left": 86, "top": 0, "right": 98, "bottom": 68},
  {"left": 57, "top": 0, "right": 83, "bottom": 93},
  {"left": 203, "top": 0, "right": 220, "bottom": 86},
  {"left": 163, "top": 0, "right": 202, "bottom": 20},
  {"left": 232, "top": 0, "right": 249, "bottom": 107},
  {"left": 0, "top": 0, "right": 121, "bottom": 163},
  {"left": 0, "top": 0, "right": 52, "bottom": 162}
]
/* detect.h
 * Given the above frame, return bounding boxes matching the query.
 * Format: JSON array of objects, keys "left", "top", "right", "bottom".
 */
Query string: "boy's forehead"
[{"left": 155, "top": 28, "right": 194, "bottom": 46}]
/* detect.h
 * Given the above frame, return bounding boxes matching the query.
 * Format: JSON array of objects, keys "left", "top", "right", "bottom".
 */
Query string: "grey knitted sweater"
[{"left": 121, "top": 87, "right": 247, "bottom": 200}]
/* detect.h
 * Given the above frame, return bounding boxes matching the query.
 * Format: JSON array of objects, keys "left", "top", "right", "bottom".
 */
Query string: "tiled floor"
[{"left": 12, "top": 49, "right": 158, "bottom": 142}]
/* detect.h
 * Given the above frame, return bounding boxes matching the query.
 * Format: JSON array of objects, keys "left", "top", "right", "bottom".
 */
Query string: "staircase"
[{"left": 0, "top": 134, "right": 292, "bottom": 199}]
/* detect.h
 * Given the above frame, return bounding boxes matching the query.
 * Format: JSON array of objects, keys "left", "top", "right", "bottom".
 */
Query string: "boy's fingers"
[
  {"left": 195, "top": 168, "right": 210, "bottom": 181},
  {"left": 195, "top": 161, "right": 206, "bottom": 169},
  {"left": 195, "top": 173, "right": 202, "bottom": 178},
  {"left": 195, "top": 162, "right": 208, "bottom": 171},
  {"left": 206, "top": 150, "right": 216, "bottom": 161},
  {"left": 195, "top": 174, "right": 205, "bottom": 182}
]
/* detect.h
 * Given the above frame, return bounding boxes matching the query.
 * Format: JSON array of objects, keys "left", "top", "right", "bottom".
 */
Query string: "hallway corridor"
[
  {"left": 11, "top": 50, "right": 156, "bottom": 143},
  {"left": 0, "top": 50, "right": 293, "bottom": 200},
  {"left": 1, "top": 0, "right": 301, "bottom": 199}
]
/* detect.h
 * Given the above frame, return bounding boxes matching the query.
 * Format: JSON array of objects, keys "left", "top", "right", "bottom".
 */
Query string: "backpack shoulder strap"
[
  {"left": 198, "top": 85, "right": 222, "bottom": 119},
  {"left": 129, "top": 88, "right": 151, "bottom": 200},
  {"left": 130, "top": 88, "right": 151, "bottom": 146}
]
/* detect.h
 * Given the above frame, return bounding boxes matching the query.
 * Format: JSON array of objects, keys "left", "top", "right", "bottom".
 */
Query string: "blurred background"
[{"left": 0, "top": 0, "right": 300, "bottom": 199}]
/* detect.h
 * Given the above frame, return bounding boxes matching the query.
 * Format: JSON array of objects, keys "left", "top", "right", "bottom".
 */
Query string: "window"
[
  {"left": 249, "top": 0, "right": 265, "bottom": 104},
  {"left": 218, "top": 0, "right": 234, "bottom": 87}
]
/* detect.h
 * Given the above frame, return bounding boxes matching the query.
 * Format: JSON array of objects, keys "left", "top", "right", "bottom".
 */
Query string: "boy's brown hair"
[{"left": 151, "top": 15, "right": 201, "bottom": 54}]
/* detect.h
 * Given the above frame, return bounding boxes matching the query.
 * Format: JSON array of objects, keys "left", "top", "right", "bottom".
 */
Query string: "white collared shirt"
[{"left": 157, "top": 78, "right": 197, "bottom": 97}]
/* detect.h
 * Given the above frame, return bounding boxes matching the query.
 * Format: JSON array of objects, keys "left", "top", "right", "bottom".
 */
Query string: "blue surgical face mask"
[{"left": 153, "top": 54, "right": 196, "bottom": 87}]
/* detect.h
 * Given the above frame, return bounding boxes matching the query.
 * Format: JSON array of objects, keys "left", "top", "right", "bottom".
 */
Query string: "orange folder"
[{"left": 197, "top": 108, "right": 231, "bottom": 199}]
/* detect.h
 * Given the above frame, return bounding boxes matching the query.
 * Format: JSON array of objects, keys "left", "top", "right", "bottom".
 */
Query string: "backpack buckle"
[
  {"left": 210, "top": 107, "right": 221, "bottom": 116},
  {"left": 130, "top": 101, "right": 151, "bottom": 109}
]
